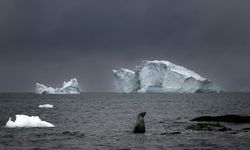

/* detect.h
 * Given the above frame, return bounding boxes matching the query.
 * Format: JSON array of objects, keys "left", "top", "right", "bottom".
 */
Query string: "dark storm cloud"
[{"left": 0, "top": 0, "right": 250, "bottom": 92}]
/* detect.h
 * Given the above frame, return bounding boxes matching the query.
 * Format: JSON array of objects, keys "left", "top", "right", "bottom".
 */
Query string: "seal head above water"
[{"left": 133, "top": 112, "right": 146, "bottom": 133}]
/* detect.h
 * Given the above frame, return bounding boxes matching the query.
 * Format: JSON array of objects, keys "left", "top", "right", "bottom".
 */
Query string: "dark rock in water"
[
  {"left": 186, "top": 122, "right": 231, "bottom": 131},
  {"left": 161, "top": 131, "right": 181, "bottom": 136},
  {"left": 241, "top": 128, "right": 250, "bottom": 131},
  {"left": 159, "top": 121, "right": 166, "bottom": 123},
  {"left": 228, "top": 131, "right": 240, "bottom": 134},
  {"left": 133, "top": 112, "right": 146, "bottom": 133},
  {"left": 228, "top": 128, "right": 250, "bottom": 134},
  {"left": 241, "top": 128, "right": 250, "bottom": 132},
  {"left": 191, "top": 115, "right": 250, "bottom": 123}
]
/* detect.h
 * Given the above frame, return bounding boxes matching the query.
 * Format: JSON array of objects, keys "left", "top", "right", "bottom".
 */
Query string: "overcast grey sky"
[{"left": 0, "top": 0, "right": 250, "bottom": 92}]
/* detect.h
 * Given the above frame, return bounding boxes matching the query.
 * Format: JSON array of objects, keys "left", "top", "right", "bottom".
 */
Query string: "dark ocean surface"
[{"left": 0, "top": 93, "right": 250, "bottom": 150}]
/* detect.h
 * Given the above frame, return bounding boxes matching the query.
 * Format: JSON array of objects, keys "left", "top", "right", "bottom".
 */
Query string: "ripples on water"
[{"left": 0, "top": 93, "right": 250, "bottom": 150}]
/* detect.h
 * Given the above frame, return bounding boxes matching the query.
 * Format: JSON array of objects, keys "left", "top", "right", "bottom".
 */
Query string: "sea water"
[{"left": 0, "top": 93, "right": 250, "bottom": 150}]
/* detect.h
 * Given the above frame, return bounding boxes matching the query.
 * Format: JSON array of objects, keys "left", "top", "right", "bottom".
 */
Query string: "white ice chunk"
[
  {"left": 6, "top": 114, "right": 55, "bottom": 128},
  {"left": 35, "top": 78, "right": 81, "bottom": 94},
  {"left": 38, "top": 104, "right": 54, "bottom": 108}
]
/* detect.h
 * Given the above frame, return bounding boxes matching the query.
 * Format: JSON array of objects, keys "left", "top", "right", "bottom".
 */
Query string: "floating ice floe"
[
  {"left": 35, "top": 78, "right": 81, "bottom": 94},
  {"left": 38, "top": 104, "right": 54, "bottom": 108},
  {"left": 113, "top": 60, "right": 222, "bottom": 93},
  {"left": 6, "top": 114, "right": 55, "bottom": 128}
]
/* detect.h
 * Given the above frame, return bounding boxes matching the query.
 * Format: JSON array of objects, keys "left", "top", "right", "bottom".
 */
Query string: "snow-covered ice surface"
[
  {"left": 38, "top": 104, "right": 54, "bottom": 108},
  {"left": 6, "top": 114, "right": 55, "bottom": 128},
  {"left": 35, "top": 78, "right": 81, "bottom": 94},
  {"left": 113, "top": 60, "right": 222, "bottom": 93}
]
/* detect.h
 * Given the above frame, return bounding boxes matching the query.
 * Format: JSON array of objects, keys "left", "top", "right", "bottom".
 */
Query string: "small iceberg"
[
  {"left": 35, "top": 78, "right": 81, "bottom": 94},
  {"left": 6, "top": 114, "right": 55, "bottom": 128},
  {"left": 38, "top": 104, "right": 54, "bottom": 108}
]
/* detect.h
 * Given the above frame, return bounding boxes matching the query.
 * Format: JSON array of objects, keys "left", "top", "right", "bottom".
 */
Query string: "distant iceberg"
[
  {"left": 113, "top": 60, "right": 222, "bottom": 93},
  {"left": 35, "top": 78, "right": 81, "bottom": 94},
  {"left": 6, "top": 114, "right": 55, "bottom": 128},
  {"left": 38, "top": 104, "right": 54, "bottom": 108}
]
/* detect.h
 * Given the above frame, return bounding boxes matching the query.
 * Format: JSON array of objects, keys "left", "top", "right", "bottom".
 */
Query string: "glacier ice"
[
  {"left": 112, "top": 68, "right": 139, "bottom": 93},
  {"left": 35, "top": 78, "right": 81, "bottom": 94},
  {"left": 6, "top": 114, "right": 55, "bottom": 128},
  {"left": 38, "top": 104, "right": 54, "bottom": 108},
  {"left": 113, "top": 60, "right": 222, "bottom": 93}
]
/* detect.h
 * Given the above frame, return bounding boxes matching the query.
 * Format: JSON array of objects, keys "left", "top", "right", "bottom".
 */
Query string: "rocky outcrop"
[
  {"left": 186, "top": 122, "right": 231, "bottom": 131},
  {"left": 191, "top": 115, "right": 250, "bottom": 123}
]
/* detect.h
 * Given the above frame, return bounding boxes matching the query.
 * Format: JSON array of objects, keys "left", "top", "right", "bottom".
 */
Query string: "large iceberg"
[
  {"left": 113, "top": 60, "right": 222, "bottom": 93},
  {"left": 6, "top": 114, "right": 55, "bottom": 128},
  {"left": 35, "top": 78, "right": 81, "bottom": 94}
]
